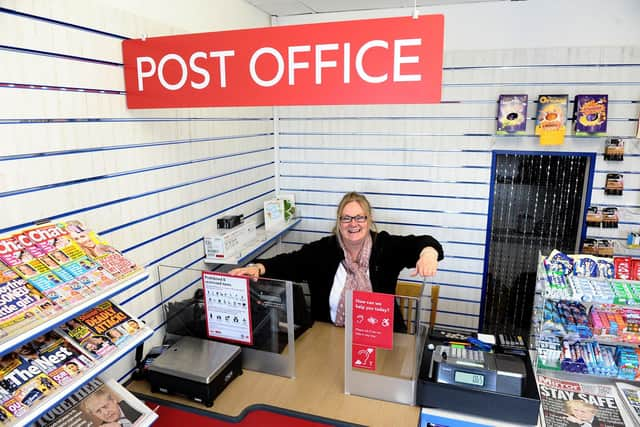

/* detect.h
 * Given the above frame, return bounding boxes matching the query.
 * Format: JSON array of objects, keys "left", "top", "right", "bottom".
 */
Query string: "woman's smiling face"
[{"left": 339, "top": 201, "right": 370, "bottom": 244}]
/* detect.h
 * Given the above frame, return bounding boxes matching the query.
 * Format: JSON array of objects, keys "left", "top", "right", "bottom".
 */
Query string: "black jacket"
[{"left": 258, "top": 231, "right": 444, "bottom": 328}]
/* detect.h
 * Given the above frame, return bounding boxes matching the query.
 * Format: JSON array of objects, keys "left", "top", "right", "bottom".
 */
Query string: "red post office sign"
[{"left": 122, "top": 15, "right": 444, "bottom": 108}]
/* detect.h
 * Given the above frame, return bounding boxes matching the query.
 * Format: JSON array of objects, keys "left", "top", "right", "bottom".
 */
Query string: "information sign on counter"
[
  {"left": 202, "top": 271, "right": 253, "bottom": 345},
  {"left": 352, "top": 343, "right": 376, "bottom": 371},
  {"left": 352, "top": 290, "right": 394, "bottom": 349}
]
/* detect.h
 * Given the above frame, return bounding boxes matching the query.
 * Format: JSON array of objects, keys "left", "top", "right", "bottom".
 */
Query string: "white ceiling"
[{"left": 245, "top": 0, "right": 511, "bottom": 17}]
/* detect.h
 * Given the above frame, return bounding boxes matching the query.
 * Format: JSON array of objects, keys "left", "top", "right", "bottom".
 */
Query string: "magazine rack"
[
  {"left": 0, "top": 271, "right": 149, "bottom": 357},
  {"left": 0, "top": 270, "right": 154, "bottom": 427},
  {"left": 11, "top": 325, "right": 154, "bottom": 427},
  {"left": 343, "top": 289, "right": 425, "bottom": 405},
  {"left": 158, "top": 265, "right": 310, "bottom": 378}
]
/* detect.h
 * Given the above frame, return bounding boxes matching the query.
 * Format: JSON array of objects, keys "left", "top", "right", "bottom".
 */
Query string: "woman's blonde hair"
[{"left": 332, "top": 192, "right": 377, "bottom": 235}]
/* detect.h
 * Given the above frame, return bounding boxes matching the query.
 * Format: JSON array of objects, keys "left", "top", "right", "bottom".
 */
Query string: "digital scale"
[
  {"left": 147, "top": 336, "right": 242, "bottom": 407},
  {"left": 430, "top": 345, "right": 525, "bottom": 396}
]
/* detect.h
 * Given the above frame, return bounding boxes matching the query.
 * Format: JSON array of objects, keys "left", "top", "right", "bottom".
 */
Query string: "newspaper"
[
  {"left": 33, "top": 377, "right": 157, "bottom": 427},
  {"left": 538, "top": 373, "right": 630, "bottom": 427},
  {"left": 615, "top": 382, "right": 640, "bottom": 425}
]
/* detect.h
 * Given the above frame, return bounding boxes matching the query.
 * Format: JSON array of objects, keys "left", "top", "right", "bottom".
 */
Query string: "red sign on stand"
[
  {"left": 352, "top": 343, "right": 376, "bottom": 371},
  {"left": 351, "top": 290, "right": 394, "bottom": 349},
  {"left": 122, "top": 15, "right": 444, "bottom": 108}
]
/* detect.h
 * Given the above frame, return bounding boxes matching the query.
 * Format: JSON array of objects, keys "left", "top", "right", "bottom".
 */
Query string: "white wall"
[
  {"left": 276, "top": 0, "right": 640, "bottom": 50},
  {"left": 0, "top": 0, "right": 271, "bottom": 383},
  {"left": 272, "top": 0, "right": 640, "bottom": 331}
]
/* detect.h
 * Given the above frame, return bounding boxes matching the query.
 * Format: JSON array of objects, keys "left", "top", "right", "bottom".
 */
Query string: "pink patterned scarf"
[{"left": 334, "top": 232, "right": 373, "bottom": 326}]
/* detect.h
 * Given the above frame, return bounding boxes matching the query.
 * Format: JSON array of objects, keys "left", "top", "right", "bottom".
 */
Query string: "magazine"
[
  {"left": 615, "top": 382, "right": 640, "bottom": 425},
  {"left": 0, "top": 234, "right": 91, "bottom": 307},
  {"left": 537, "top": 373, "right": 630, "bottom": 427},
  {"left": 62, "top": 220, "right": 142, "bottom": 280},
  {"left": 19, "top": 330, "right": 94, "bottom": 385},
  {"left": 0, "top": 331, "right": 94, "bottom": 419},
  {"left": 15, "top": 228, "right": 81, "bottom": 289},
  {"left": 57, "top": 301, "right": 144, "bottom": 359},
  {"left": 22, "top": 223, "right": 116, "bottom": 292},
  {"left": 0, "top": 263, "right": 59, "bottom": 340},
  {"left": 496, "top": 94, "right": 528, "bottom": 135},
  {"left": 33, "top": 376, "right": 157, "bottom": 427}
]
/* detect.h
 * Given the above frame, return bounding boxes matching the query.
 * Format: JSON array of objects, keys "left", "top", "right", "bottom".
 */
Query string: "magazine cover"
[
  {"left": 25, "top": 222, "right": 117, "bottom": 292},
  {"left": 0, "top": 234, "right": 91, "bottom": 307},
  {"left": 20, "top": 330, "right": 94, "bottom": 385},
  {"left": 33, "top": 377, "right": 157, "bottom": 427},
  {"left": 0, "top": 263, "right": 59, "bottom": 340},
  {"left": 538, "top": 373, "right": 629, "bottom": 426},
  {"left": 0, "top": 233, "right": 49, "bottom": 280},
  {"left": 615, "top": 382, "right": 640, "bottom": 425},
  {"left": 496, "top": 94, "right": 528, "bottom": 135},
  {"left": 15, "top": 228, "right": 80, "bottom": 287},
  {"left": 574, "top": 94, "right": 608, "bottom": 136},
  {"left": 57, "top": 301, "right": 144, "bottom": 359},
  {"left": 63, "top": 220, "right": 142, "bottom": 280},
  {"left": 0, "top": 329, "right": 95, "bottom": 419},
  {"left": 0, "top": 349, "right": 59, "bottom": 418}
]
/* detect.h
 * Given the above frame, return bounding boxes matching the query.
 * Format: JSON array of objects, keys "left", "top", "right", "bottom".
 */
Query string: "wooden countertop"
[{"left": 127, "top": 322, "right": 420, "bottom": 426}]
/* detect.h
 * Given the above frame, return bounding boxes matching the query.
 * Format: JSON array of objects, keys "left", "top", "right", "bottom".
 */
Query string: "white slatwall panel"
[
  {"left": 275, "top": 39, "right": 640, "bottom": 331},
  {"left": 0, "top": 2, "right": 271, "bottom": 383}
]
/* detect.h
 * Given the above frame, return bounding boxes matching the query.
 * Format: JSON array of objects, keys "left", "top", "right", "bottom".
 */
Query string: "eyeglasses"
[{"left": 340, "top": 215, "right": 368, "bottom": 224}]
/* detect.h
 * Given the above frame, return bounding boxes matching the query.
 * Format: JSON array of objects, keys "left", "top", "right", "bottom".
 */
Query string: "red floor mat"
[{"left": 144, "top": 400, "right": 363, "bottom": 427}]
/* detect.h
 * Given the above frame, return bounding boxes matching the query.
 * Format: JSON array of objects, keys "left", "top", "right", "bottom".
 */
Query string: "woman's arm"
[{"left": 414, "top": 246, "right": 440, "bottom": 277}]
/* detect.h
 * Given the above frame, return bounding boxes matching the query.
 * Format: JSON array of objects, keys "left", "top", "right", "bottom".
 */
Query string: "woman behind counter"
[{"left": 230, "top": 191, "right": 444, "bottom": 330}]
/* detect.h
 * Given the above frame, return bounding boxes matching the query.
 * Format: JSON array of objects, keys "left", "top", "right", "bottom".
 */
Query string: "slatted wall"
[
  {"left": 276, "top": 4, "right": 640, "bottom": 333},
  {"left": 0, "top": 2, "right": 271, "bottom": 382},
  {"left": 1, "top": 0, "right": 639, "bottom": 383}
]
